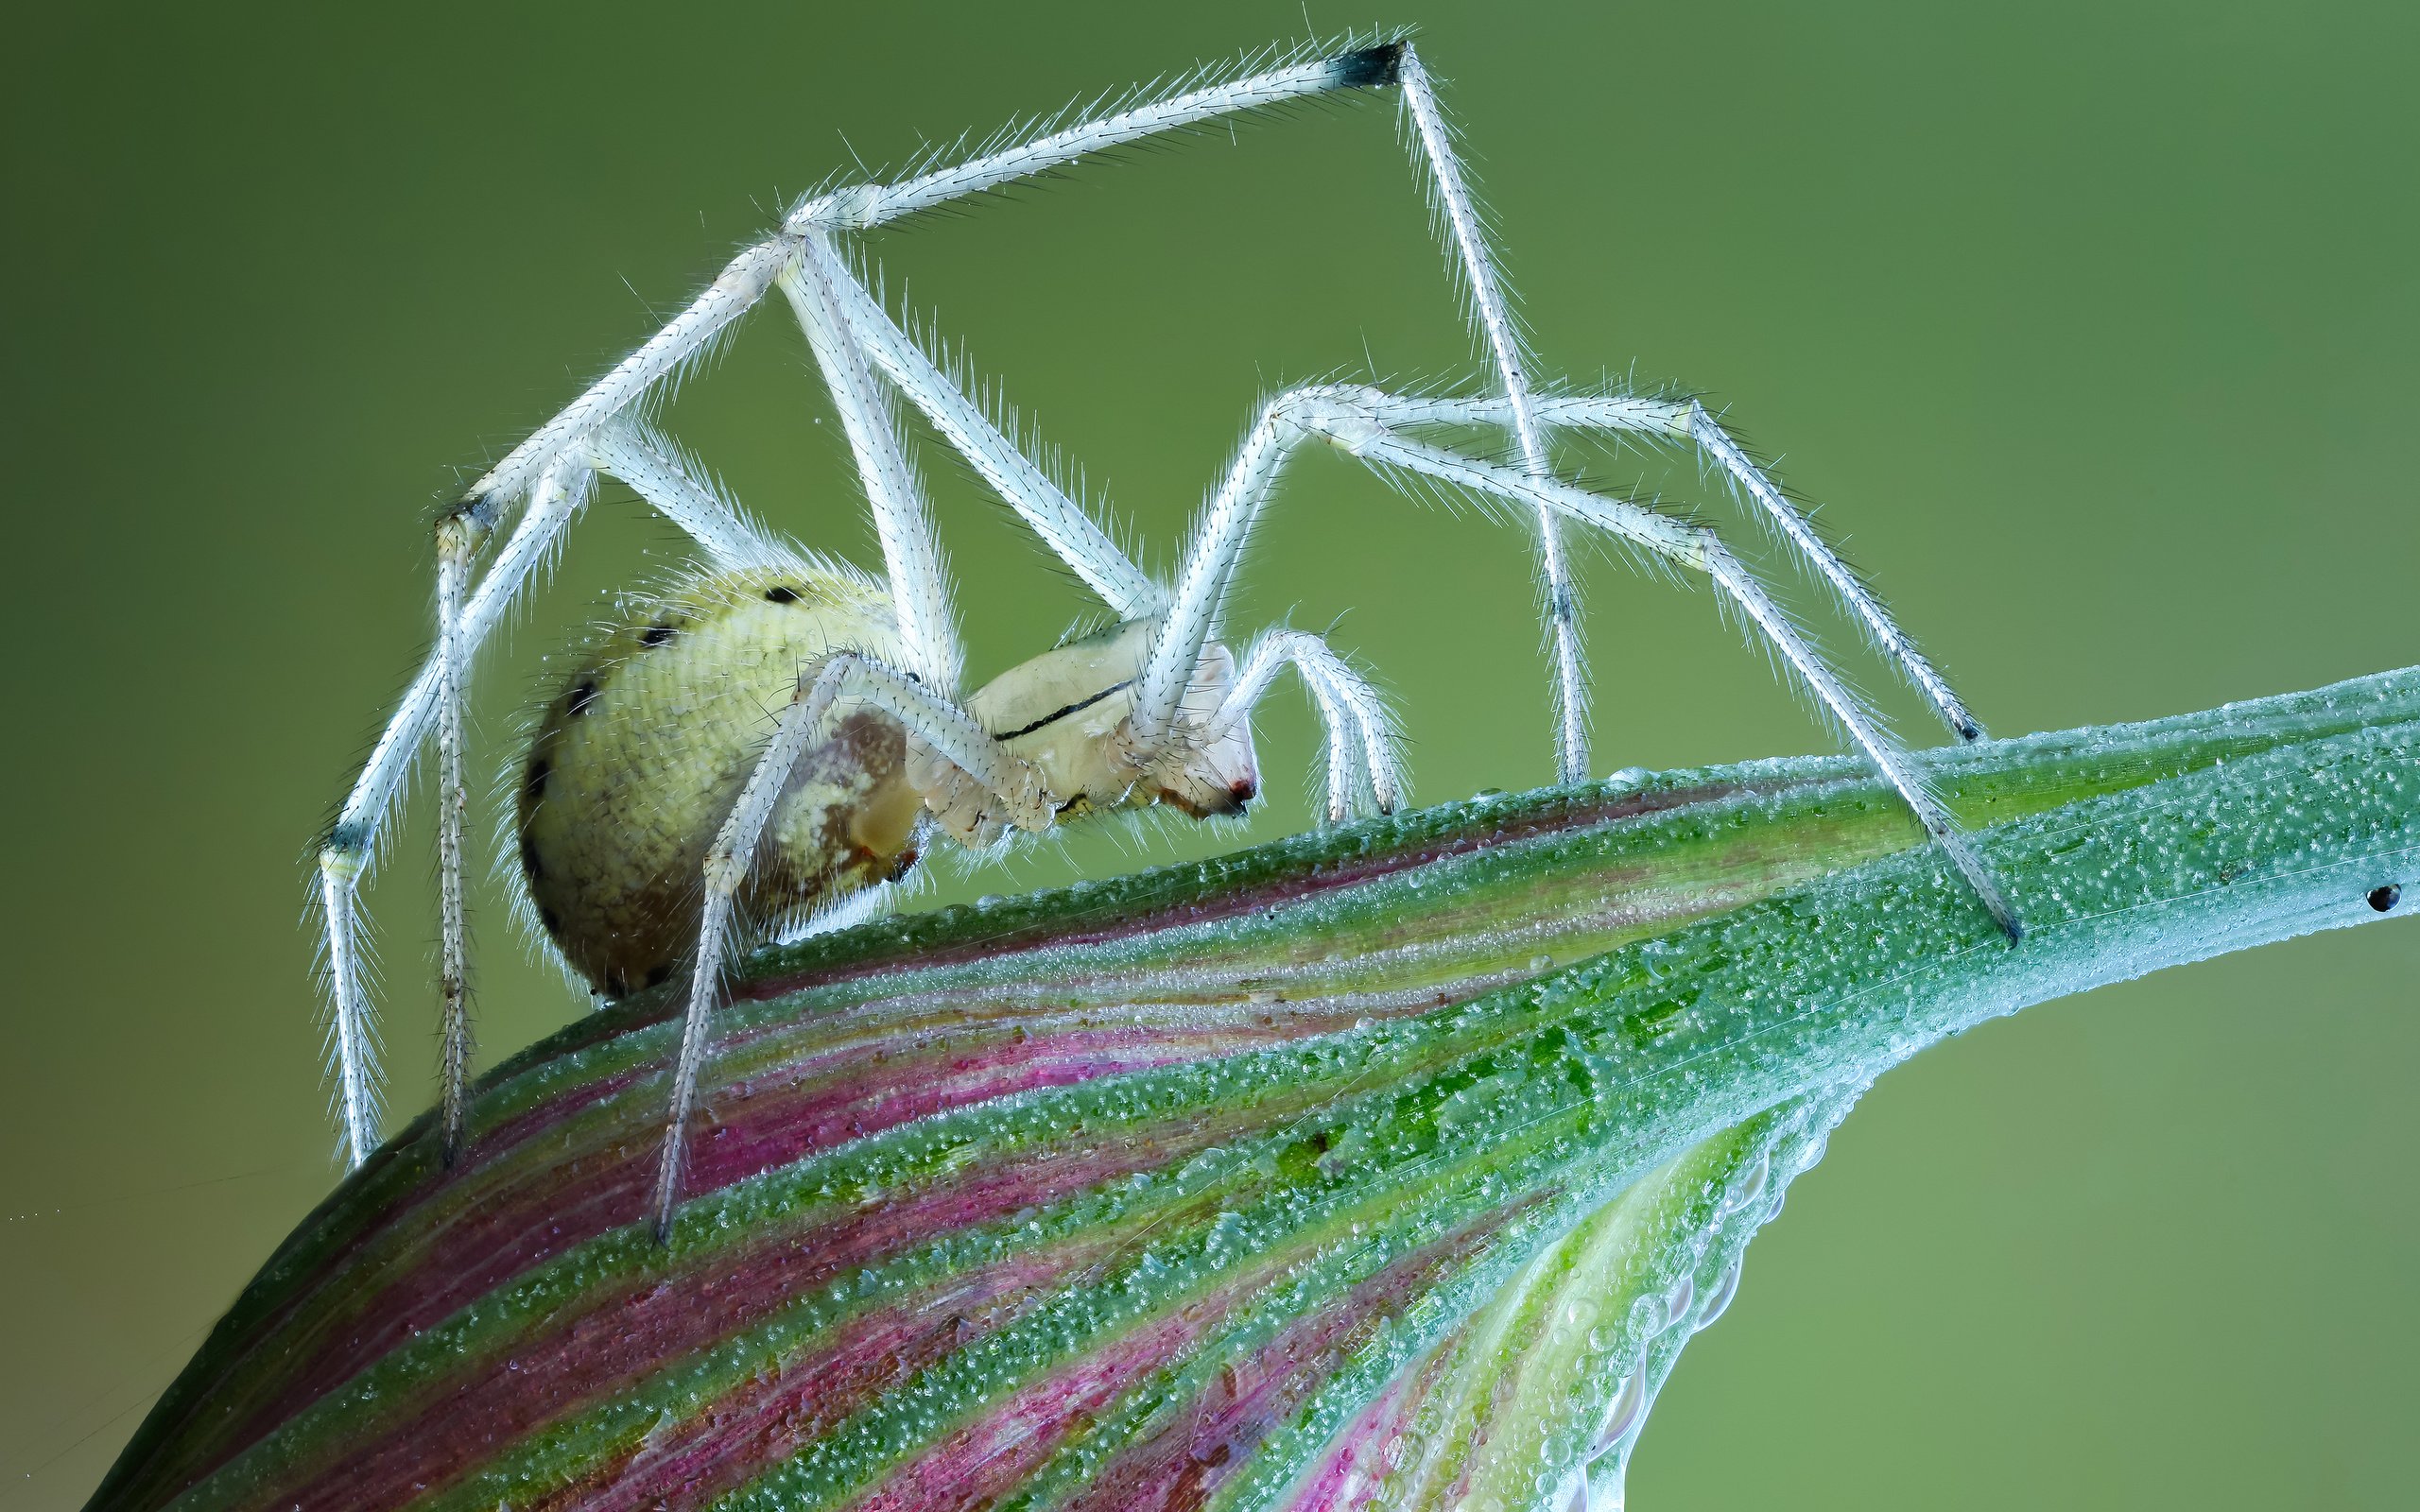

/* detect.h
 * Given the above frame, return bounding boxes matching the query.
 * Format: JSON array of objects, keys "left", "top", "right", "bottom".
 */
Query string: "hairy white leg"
[
  {"left": 789, "top": 43, "right": 1410, "bottom": 233},
  {"left": 818, "top": 264, "right": 1164, "bottom": 618},
  {"left": 314, "top": 433, "right": 793, "bottom": 1167},
  {"left": 1397, "top": 44, "right": 1585, "bottom": 783},
  {"left": 316, "top": 460, "right": 590, "bottom": 1163},
  {"left": 460, "top": 43, "right": 1410, "bottom": 519},
  {"left": 1141, "top": 384, "right": 2018, "bottom": 939},
  {"left": 1301, "top": 664, "right": 1358, "bottom": 821},
  {"left": 434, "top": 513, "right": 473, "bottom": 1162},
  {"left": 315, "top": 868, "right": 374, "bottom": 1161},
  {"left": 652, "top": 652, "right": 1051, "bottom": 1240},
  {"left": 587, "top": 420, "right": 800, "bottom": 574},
  {"left": 1373, "top": 389, "right": 1983, "bottom": 742},
  {"left": 1211, "top": 629, "right": 1401, "bottom": 819},
  {"left": 781, "top": 236, "right": 961, "bottom": 692},
  {"left": 1131, "top": 405, "right": 1290, "bottom": 747},
  {"left": 1681, "top": 401, "right": 1979, "bottom": 740},
  {"left": 1305, "top": 392, "right": 2021, "bottom": 941},
  {"left": 814, "top": 267, "right": 1411, "bottom": 821},
  {"left": 460, "top": 239, "right": 796, "bottom": 511}
]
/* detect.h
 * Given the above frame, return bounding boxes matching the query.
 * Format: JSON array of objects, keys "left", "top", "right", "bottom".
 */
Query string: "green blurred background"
[{"left": 4, "top": 2, "right": 2415, "bottom": 1506}]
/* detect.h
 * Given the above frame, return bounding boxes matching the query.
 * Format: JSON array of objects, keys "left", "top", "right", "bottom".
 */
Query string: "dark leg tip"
[
  {"left": 1332, "top": 41, "right": 1406, "bottom": 89},
  {"left": 1956, "top": 720, "right": 1984, "bottom": 743}
]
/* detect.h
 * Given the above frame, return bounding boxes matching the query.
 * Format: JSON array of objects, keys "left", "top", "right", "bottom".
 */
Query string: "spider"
[{"left": 313, "top": 36, "right": 2019, "bottom": 1241}]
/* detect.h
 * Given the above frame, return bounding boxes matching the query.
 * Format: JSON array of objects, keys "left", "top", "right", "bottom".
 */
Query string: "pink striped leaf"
[{"left": 89, "top": 668, "right": 2420, "bottom": 1512}]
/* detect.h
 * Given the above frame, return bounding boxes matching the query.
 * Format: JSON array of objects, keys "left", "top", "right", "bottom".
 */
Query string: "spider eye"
[{"left": 2370, "top": 884, "right": 2403, "bottom": 913}]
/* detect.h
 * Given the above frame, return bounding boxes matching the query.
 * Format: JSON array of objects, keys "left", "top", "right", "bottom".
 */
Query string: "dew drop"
[
  {"left": 1718, "top": 1153, "right": 1770, "bottom": 1216},
  {"left": 1661, "top": 1272, "right": 1695, "bottom": 1332},
  {"left": 1696, "top": 1260, "right": 1742, "bottom": 1332},
  {"left": 1594, "top": 1368, "right": 1644, "bottom": 1451}
]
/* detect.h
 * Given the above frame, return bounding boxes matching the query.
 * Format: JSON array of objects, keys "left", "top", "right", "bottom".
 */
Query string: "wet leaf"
[{"left": 91, "top": 669, "right": 2420, "bottom": 1512}]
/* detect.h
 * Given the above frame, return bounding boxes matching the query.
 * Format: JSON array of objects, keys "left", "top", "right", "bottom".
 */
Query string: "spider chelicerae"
[{"left": 314, "top": 36, "right": 2017, "bottom": 1240}]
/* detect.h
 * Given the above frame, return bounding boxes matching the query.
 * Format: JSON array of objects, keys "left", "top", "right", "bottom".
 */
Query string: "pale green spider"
[{"left": 313, "top": 37, "right": 2014, "bottom": 1240}]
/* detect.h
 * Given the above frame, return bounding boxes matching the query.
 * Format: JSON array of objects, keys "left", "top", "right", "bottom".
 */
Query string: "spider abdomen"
[{"left": 516, "top": 563, "right": 922, "bottom": 997}]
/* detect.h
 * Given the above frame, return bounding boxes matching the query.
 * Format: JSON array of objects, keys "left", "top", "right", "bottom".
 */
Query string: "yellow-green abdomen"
[{"left": 517, "top": 562, "right": 923, "bottom": 996}]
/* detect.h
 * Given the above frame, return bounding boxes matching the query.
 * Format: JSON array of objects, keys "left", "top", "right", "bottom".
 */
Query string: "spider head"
[
  {"left": 963, "top": 619, "right": 1260, "bottom": 826},
  {"left": 1139, "top": 640, "right": 1259, "bottom": 819}
]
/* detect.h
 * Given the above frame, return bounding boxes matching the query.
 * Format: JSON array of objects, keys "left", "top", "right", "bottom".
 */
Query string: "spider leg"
[
  {"left": 315, "top": 459, "right": 591, "bottom": 1164},
  {"left": 786, "top": 43, "right": 1410, "bottom": 232},
  {"left": 1138, "top": 384, "right": 2021, "bottom": 942},
  {"left": 1324, "top": 391, "right": 2022, "bottom": 941},
  {"left": 459, "top": 240, "right": 796, "bottom": 512},
  {"left": 434, "top": 510, "right": 472, "bottom": 1162},
  {"left": 653, "top": 652, "right": 1050, "bottom": 1241},
  {"left": 1370, "top": 390, "right": 1985, "bottom": 742},
  {"left": 817, "top": 262, "right": 1164, "bottom": 619},
  {"left": 781, "top": 235, "right": 961, "bottom": 693},
  {"left": 1209, "top": 629, "right": 1401, "bottom": 820},
  {"left": 811, "top": 259, "right": 1403, "bottom": 825},
  {"left": 587, "top": 419, "right": 804, "bottom": 574},
  {"left": 314, "top": 434, "right": 799, "bottom": 1167},
  {"left": 458, "top": 42, "right": 1411, "bottom": 517},
  {"left": 1395, "top": 44, "right": 1585, "bottom": 784}
]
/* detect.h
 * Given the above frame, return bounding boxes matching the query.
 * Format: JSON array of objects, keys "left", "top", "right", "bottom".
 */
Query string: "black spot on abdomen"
[
  {"left": 522, "top": 756, "right": 551, "bottom": 807},
  {"left": 640, "top": 624, "right": 676, "bottom": 647},
  {"left": 765, "top": 586, "right": 800, "bottom": 604},
  {"left": 566, "top": 679, "right": 599, "bottom": 718}
]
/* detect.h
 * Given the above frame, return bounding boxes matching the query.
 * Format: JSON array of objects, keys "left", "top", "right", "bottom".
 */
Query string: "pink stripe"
[
  {"left": 261, "top": 1129, "right": 1249, "bottom": 1512},
  {"left": 746, "top": 783, "right": 1746, "bottom": 999},
  {"left": 1281, "top": 1375, "right": 1416, "bottom": 1512},
  {"left": 196, "top": 1027, "right": 1230, "bottom": 1478},
  {"left": 1058, "top": 1203, "right": 1541, "bottom": 1512},
  {"left": 524, "top": 1236, "right": 1130, "bottom": 1512}
]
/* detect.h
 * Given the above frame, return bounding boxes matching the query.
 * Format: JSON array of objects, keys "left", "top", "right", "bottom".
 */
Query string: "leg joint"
[
  {"left": 436, "top": 499, "right": 493, "bottom": 558},
  {"left": 320, "top": 825, "right": 370, "bottom": 882},
  {"left": 1267, "top": 383, "right": 1392, "bottom": 454}
]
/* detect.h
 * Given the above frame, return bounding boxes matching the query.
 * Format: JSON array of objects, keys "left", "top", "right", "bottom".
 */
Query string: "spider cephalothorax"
[{"left": 315, "top": 36, "right": 2015, "bottom": 1241}]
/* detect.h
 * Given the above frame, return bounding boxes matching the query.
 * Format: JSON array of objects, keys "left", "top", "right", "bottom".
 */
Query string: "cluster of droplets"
[{"left": 1529, "top": 1109, "right": 1841, "bottom": 1512}]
